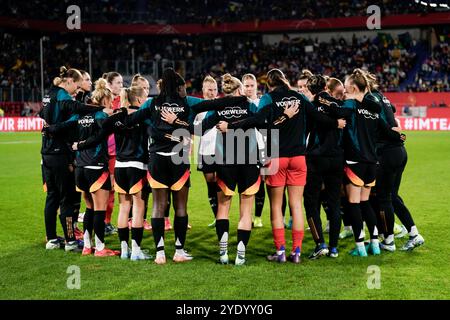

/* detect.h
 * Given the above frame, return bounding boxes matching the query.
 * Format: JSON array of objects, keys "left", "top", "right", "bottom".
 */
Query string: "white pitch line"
[{"left": 0, "top": 140, "right": 40, "bottom": 144}]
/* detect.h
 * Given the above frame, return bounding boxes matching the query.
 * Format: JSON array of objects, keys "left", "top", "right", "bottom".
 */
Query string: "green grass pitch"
[{"left": 0, "top": 131, "right": 449, "bottom": 300}]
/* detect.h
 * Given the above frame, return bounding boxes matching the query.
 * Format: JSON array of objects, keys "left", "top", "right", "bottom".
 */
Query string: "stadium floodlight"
[
  {"left": 129, "top": 39, "right": 135, "bottom": 74},
  {"left": 40, "top": 37, "right": 49, "bottom": 100}
]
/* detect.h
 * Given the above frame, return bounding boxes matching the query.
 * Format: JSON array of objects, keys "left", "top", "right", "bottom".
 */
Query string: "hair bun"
[
  {"left": 222, "top": 73, "right": 233, "bottom": 83},
  {"left": 59, "top": 66, "right": 68, "bottom": 78},
  {"left": 95, "top": 78, "right": 108, "bottom": 90}
]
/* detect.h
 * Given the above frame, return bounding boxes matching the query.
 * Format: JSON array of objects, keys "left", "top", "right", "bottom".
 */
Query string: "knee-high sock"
[
  {"left": 347, "top": 203, "right": 365, "bottom": 243},
  {"left": 237, "top": 229, "right": 251, "bottom": 257},
  {"left": 94, "top": 210, "right": 106, "bottom": 251},
  {"left": 215, "top": 219, "right": 229, "bottom": 254},
  {"left": 174, "top": 215, "right": 188, "bottom": 250},
  {"left": 151, "top": 218, "right": 165, "bottom": 253},
  {"left": 360, "top": 201, "right": 379, "bottom": 240}
]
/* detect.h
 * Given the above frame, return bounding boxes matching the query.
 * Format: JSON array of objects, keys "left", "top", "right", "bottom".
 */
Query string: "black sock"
[
  {"left": 93, "top": 210, "right": 106, "bottom": 244},
  {"left": 174, "top": 215, "right": 188, "bottom": 250},
  {"left": 83, "top": 207, "right": 94, "bottom": 239},
  {"left": 207, "top": 182, "right": 218, "bottom": 217},
  {"left": 254, "top": 182, "right": 265, "bottom": 218},
  {"left": 347, "top": 203, "right": 364, "bottom": 242},
  {"left": 118, "top": 227, "right": 129, "bottom": 243},
  {"left": 360, "top": 201, "right": 379, "bottom": 240},
  {"left": 215, "top": 219, "right": 230, "bottom": 242},
  {"left": 151, "top": 218, "right": 165, "bottom": 252},
  {"left": 237, "top": 229, "right": 251, "bottom": 256},
  {"left": 341, "top": 197, "right": 352, "bottom": 227},
  {"left": 131, "top": 227, "right": 144, "bottom": 247},
  {"left": 237, "top": 229, "right": 251, "bottom": 249}
]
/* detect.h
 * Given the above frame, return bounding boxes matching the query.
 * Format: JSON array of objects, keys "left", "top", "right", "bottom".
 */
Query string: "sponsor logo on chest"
[
  {"left": 275, "top": 97, "right": 301, "bottom": 109},
  {"left": 357, "top": 108, "right": 379, "bottom": 120},
  {"left": 157, "top": 103, "right": 185, "bottom": 114},
  {"left": 79, "top": 116, "right": 95, "bottom": 127},
  {"left": 218, "top": 107, "right": 248, "bottom": 119}
]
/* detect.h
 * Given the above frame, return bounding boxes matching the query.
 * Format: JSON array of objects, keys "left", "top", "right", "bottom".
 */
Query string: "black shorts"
[
  {"left": 216, "top": 165, "right": 261, "bottom": 196},
  {"left": 75, "top": 167, "right": 111, "bottom": 193},
  {"left": 147, "top": 153, "right": 190, "bottom": 191},
  {"left": 344, "top": 162, "right": 376, "bottom": 187},
  {"left": 114, "top": 167, "right": 147, "bottom": 194},
  {"left": 197, "top": 154, "right": 216, "bottom": 174}
]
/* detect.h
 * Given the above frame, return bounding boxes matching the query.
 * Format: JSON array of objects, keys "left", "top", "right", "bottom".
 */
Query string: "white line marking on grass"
[{"left": 0, "top": 140, "right": 39, "bottom": 144}]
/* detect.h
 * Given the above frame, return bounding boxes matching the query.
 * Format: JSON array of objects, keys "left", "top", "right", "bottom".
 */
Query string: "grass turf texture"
[{"left": 0, "top": 131, "right": 449, "bottom": 300}]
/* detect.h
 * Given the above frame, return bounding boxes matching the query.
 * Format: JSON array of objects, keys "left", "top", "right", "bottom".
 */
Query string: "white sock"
[
  {"left": 175, "top": 238, "right": 185, "bottom": 256},
  {"left": 95, "top": 235, "right": 105, "bottom": 251},
  {"left": 373, "top": 226, "right": 379, "bottom": 237},
  {"left": 131, "top": 239, "right": 140, "bottom": 254},
  {"left": 356, "top": 241, "right": 365, "bottom": 248},
  {"left": 83, "top": 231, "right": 91, "bottom": 249},
  {"left": 359, "top": 229, "right": 366, "bottom": 240},
  {"left": 385, "top": 234, "right": 395, "bottom": 244},
  {"left": 156, "top": 250, "right": 165, "bottom": 258},
  {"left": 219, "top": 232, "right": 228, "bottom": 255},
  {"left": 121, "top": 241, "right": 129, "bottom": 254},
  {"left": 237, "top": 241, "right": 246, "bottom": 258},
  {"left": 409, "top": 225, "right": 418, "bottom": 237}
]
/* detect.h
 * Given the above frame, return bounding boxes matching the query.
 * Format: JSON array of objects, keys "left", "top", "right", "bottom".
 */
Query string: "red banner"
[
  {"left": 384, "top": 92, "right": 450, "bottom": 110},
  {"left": 397, "top": 117, "right": 450, "bottom": 131},
  {"left": 0, "top": 117, "right": 44, "bottom": 132},
  {"left": 1, "top": 12, "right": 449, "bottom": 34}
]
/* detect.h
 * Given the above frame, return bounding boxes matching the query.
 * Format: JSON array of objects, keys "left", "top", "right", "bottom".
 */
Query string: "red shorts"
[{"left": 265, "top": 156, "right": 307, "bottom": 187}]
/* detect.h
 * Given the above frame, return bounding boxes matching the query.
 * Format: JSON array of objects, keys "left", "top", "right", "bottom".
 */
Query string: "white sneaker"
[
  {"left": 46, "top": 239, "right": 62, "bottom": 250},
  {"left": 401, "top": 234, "right": 425, "bottom": 251},
  {"left": 120, "top": 249, "right": 130, "bottom": 260},
  {"left": 173, "top": 249, "right": 193, "bottom": 262},
  {"left": 235, "top": 254, "right": 246, "bottom": 266},
  {"left": 131, "top": 250, "right": 152, "bottom": 261},
  {"left": 395, "top": 225, "right": 408, "bottom": 239},
  {"left": 219, "top": 252, "right": 229, "bottom": 264},
  {"left": 380, "top": 241, "right": 396, "bottom": 252}
]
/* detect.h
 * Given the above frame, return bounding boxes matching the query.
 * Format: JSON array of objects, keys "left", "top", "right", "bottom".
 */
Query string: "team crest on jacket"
[
  {"left": 157, "top": 103, "right": 185, "bottom": 114},
  {"left": 217, "top": 106, "right": 248, "bottom": 119},
  {"left": 275, "top": 97, "right": 301, "bottom": 109}
]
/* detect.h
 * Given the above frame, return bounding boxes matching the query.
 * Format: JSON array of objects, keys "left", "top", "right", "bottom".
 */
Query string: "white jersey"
[
  {"left": 249, "top": 97, "right": 265, "bottom": 150},
  {"left": 195, "top": 111, "right": 217, "bottom": 156}
]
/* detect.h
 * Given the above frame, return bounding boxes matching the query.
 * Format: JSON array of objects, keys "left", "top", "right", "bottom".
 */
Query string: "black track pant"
[
  {"left": 374, "top": 146, "right": 415, "bottom": 236},
  {"left": 42, "top": 155, "right": 76, "bottom": 242},
  {"left": 304, "top": 155, "right": 343, "bottom": 248}
]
